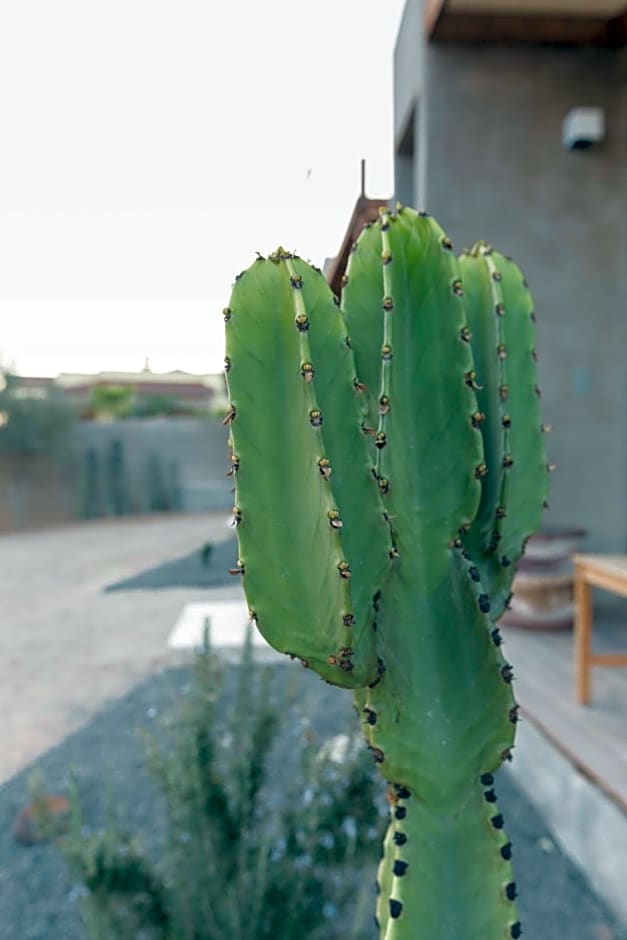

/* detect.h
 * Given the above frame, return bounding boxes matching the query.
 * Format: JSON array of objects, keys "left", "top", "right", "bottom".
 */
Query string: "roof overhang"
[{"left": 425, "top": 0, "right": 627, "bottom": 45}]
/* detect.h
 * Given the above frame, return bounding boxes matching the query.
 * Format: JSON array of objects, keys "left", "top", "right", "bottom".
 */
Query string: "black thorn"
[
  {"left": 511, "top": 922, "right": 523, "bottom": 938},
  {"left": 491, "top": 628, "right": 503, "bottom": 647},
  {"left": 484, "top": 788, "right": 498, "bottom": 802},
  {"left": 501, "top": 842, "right": 513, "bottom": 860},
  {"left": 394, "top": 785, "right": 411, "bottom": 799},
  {"left": 389, "top": 899, "right": 403, "bottom": 919},
  {"left": 469, "top": 566, "right": 481, "bottom": 582},
  {"left": 480, "top": 773, "right": 494, "bottom": 786},
  {"left": 478, "top": 594, "right": 491, "bottom": 613},
  {"left": 501, "top": 664, "right": 514, "bottom": 684},
  {"left": 393, "top": 860, "right": 409, "bottom": 877},
  {"left": 491, "top": 813, "right": 505, "bottom": 829},
  {"left": 393, "top": 832, "right": 407, "bottom": 846},
  {"left": 363, "top": 708, "right": 377, "bottom": 726},
  {"left": 394, "top": 806, "right": 407, "bottom": 820}
]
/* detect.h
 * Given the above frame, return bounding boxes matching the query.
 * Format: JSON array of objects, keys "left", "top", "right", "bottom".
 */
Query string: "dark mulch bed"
[{"left": 0, "top": 661, "right": 625, "bottom": 940}]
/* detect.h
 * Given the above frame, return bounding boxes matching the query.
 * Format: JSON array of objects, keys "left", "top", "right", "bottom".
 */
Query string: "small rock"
[{"left": 13, "top": 795, "right": 70, "bottom": 845}]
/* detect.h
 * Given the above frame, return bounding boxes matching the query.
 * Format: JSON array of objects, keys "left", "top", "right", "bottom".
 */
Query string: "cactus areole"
[{"left": 224, "top": 207, "right": 548, "bottom": 940}]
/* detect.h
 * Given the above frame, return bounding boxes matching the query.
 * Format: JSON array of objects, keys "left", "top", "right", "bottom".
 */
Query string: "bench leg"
[{"left": 574, "top": 570, "right": 592, "bottom": 704}]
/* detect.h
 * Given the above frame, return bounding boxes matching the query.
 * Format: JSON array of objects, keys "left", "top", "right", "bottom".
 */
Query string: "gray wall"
[
  {"left": 76, "top": 418, "right": 233, "bottom": 515},
  {"left": 394, "top": 4, "right": 627, "bottom": 552},
  {"left": 0, "top": 418, "right": 233, "bottom": 532}
]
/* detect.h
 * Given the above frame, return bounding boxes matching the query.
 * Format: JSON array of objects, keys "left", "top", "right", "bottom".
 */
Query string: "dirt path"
[{"left": 0, "top": 513, "right": 233, "bottom": 784}]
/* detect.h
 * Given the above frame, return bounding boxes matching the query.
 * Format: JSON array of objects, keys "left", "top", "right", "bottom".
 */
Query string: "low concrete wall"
[{"left": 0, "top": 418, "right": 233, "bottom": 532}]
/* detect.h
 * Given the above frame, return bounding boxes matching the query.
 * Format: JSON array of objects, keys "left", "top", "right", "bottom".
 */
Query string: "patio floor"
[{"left": 503, "top": 617, "right": 627, "bottom": 812}]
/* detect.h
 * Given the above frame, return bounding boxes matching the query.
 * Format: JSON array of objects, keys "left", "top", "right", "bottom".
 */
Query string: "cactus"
[{"left": 224, "top": 206, "right": 548, "bottom": 940}]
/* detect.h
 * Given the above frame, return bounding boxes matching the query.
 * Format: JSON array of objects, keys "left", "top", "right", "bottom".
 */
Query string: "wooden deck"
[{"left": 503, "top": 617, "right": 627, "bottom": 812}]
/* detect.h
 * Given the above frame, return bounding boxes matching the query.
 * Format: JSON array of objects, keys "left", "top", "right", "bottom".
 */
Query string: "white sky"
[{"left": 0, "top": 0, "right": 406, "bottom": 377}]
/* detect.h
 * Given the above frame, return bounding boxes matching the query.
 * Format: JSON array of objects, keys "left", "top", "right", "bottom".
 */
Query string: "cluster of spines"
[
  {"left": 479, "top": 772, "right": 522, "bottom": 939},
  {"left": 374, "top": 208, "right": 397, "bottom": 541}
]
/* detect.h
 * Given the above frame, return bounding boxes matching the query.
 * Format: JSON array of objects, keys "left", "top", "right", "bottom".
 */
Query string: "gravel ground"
[{"left": 0, "top": 661, "right": 625, "bottom": 940}]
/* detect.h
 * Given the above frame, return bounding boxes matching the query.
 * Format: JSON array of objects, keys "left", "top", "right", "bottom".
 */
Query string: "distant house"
[
  {"left": 389, "top": 0, "right": 626, "bottom": 552},
  {"left": 8, "top": 367, "right": 226, "bottom": 418}
]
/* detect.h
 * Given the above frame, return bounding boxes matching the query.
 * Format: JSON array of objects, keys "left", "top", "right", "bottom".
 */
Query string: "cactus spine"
[{"left": 224, "top": 206, "right": 548, "bottom": 939}]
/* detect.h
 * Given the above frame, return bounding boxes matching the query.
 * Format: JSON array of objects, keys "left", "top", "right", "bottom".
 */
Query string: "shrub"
[{"left": 62, "top": 629, "right": 385, "bottom": 939}]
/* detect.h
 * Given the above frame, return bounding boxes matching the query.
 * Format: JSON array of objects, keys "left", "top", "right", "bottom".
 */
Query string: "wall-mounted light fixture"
[{"left": 562, "top": 107, "right": 606, "bottom": 151}]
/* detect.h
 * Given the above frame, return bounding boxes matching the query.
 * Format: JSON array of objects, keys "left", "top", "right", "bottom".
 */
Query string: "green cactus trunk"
[{"left": 223, "top": 206, "right": 548, "bottom": 939}]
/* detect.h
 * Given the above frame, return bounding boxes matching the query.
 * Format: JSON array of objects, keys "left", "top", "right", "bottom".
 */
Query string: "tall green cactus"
[{"left": 223, "top": 206, "right": 548, "bottom": 940}]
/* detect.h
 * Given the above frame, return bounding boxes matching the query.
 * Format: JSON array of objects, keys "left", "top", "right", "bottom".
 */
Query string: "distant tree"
[
  {"left": 0, "top": 374, "right": 76, "bottom": 458},
  {"left": 90, "top": 385, "right": 134, "bottom": 420}
]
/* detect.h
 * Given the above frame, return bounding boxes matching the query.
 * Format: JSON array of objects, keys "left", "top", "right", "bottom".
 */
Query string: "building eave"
[{"left": 425, "top": 0, "right": 627, "bottom": 46}]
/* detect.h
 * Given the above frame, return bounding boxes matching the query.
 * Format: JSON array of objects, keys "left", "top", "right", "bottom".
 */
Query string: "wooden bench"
[{"left": 573, "top": 554, "right": 627, "bottom": 704}]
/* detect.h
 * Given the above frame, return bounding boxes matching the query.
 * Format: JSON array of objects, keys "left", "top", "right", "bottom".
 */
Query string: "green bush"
[{"left": 62, "top": 630, "right": 385, "bottom": 939}]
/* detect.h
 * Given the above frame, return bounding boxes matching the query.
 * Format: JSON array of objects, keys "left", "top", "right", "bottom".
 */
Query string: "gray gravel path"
[{"left": 0, "top": 513, "right": 231, "bottom": 784}]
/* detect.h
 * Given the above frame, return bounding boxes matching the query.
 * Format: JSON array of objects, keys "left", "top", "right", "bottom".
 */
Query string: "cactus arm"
[
  {"left": 343, "top": 208, "right": 483, "bottom": 541},
  {"left": 341, "top": 220, "right": 387, "bottom": 427},
  {"left": 225, "top": 252, "right": 389, "bottom": 688},
  {"left": 459, "top": 245, "right": 549, "bottom": 618}
]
